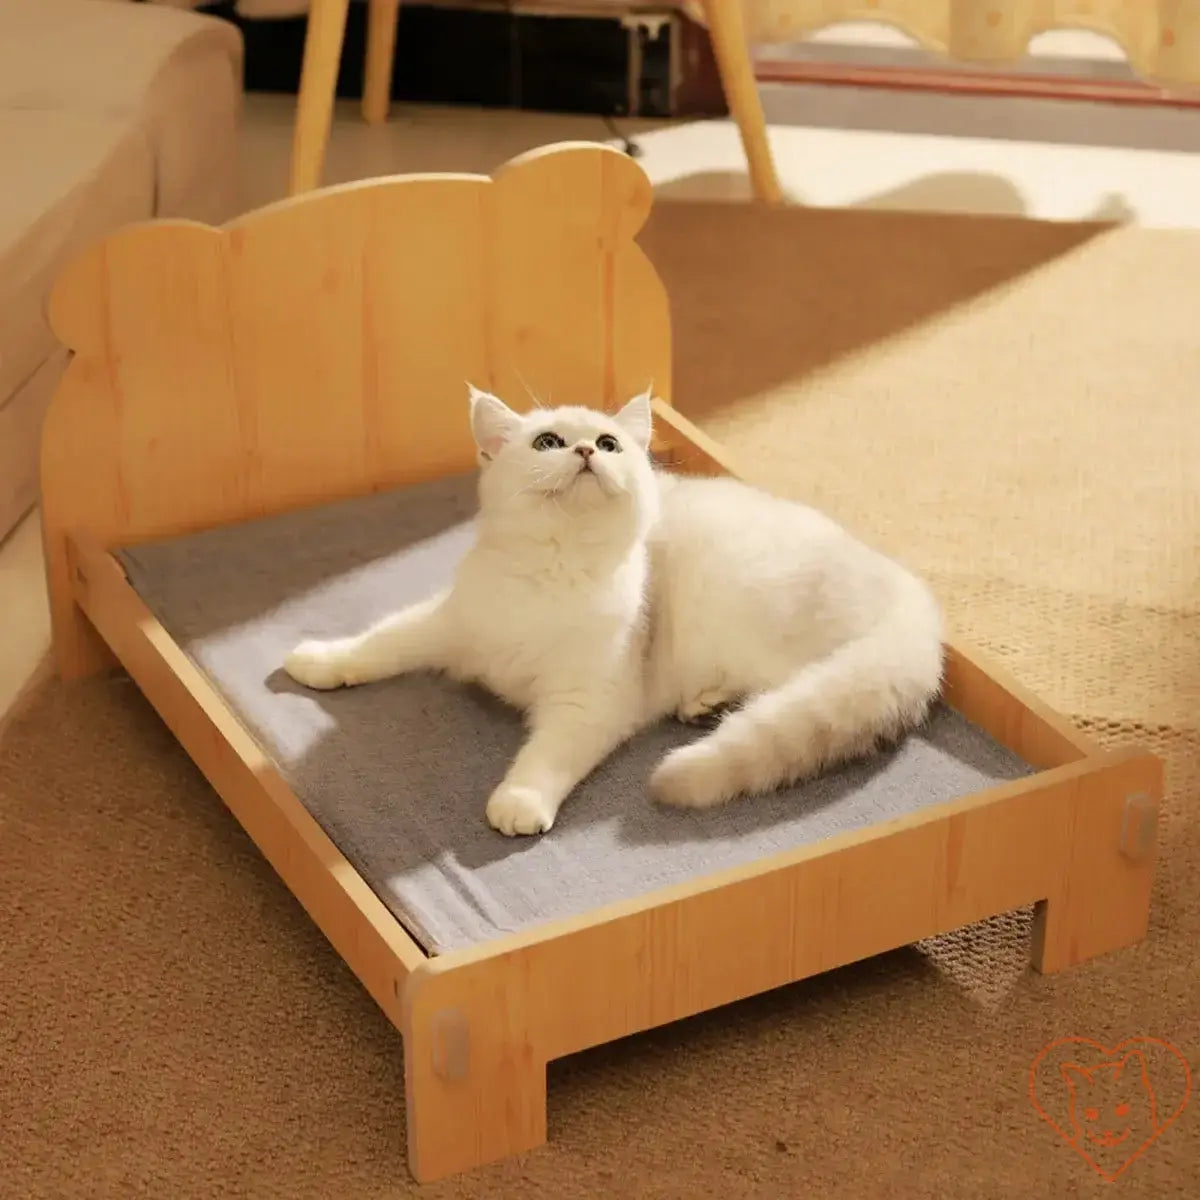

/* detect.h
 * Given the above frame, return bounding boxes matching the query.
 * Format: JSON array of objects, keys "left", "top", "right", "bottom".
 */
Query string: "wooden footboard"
[
  {"left": 65, "top": 516, "right": 1162, "bottom": 1183},
  {"left": 69, "top": 521, "right": 1161, "bottom": 1181}
]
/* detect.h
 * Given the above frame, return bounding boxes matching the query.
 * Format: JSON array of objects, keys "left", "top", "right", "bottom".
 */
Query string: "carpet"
[{"left": 2, "top": 201, "right": 1198, "bottom": 1197}]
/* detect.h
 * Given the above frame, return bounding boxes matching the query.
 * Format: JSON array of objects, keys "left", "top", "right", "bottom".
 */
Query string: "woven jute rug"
[{"left": 2, "top": 202, "right": 1197, "bottom": 1197}]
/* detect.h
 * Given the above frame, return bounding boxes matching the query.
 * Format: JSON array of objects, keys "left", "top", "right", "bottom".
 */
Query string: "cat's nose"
[{"left": 574, "top": 444, "right": 595, "bottom": 459}]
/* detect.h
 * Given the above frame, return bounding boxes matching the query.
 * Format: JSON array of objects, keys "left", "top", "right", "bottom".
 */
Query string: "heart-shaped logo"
[{"left": 1029, "top": 1037, "right": 1191, "bottom": 1181}]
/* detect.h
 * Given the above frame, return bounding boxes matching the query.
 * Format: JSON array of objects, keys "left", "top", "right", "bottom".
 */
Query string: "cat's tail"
[{"left": 649, "top": 578, "right": 944, "bottom": 810}]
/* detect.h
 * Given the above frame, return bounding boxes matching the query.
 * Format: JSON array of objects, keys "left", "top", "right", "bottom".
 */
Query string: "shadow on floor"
[{"left": 638, "top": 171, "right": 1121, "bottom": 423}]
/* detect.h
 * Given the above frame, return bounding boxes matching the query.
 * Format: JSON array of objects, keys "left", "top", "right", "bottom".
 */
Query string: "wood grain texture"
[
  {"left": 69, "top": 537, "right": 427, "bottom": 1011},
  {"left": 422, "top": 755, "right": 1160, "bottom": 998},
  {"left": 1030, "top": 751, "right": 1162, "bottom": 975},
  {"left": 43, "top": 143, "right": 670, "bottom": 679},
  {"left": 403, "top": 746, "right": 1160, "bottom": 1179}
]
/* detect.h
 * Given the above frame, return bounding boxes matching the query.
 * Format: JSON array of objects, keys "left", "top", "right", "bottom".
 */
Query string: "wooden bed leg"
[
  {"left": 46, "top": 534, "right": 116, "bottom": 680},
  {"left": 403, "top": 975, "right": 547, "bottom": 1182},
  {"left": 51, "top": 605, "right": 116, "bottom": 681},
  {"left": 1030, "top": 752, "right": 1162, "bottom": 974}
]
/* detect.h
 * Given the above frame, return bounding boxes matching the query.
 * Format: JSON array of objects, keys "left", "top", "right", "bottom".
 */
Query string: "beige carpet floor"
[{"left": 2, "top": 203, "right": 1198, "bottom": 1198}]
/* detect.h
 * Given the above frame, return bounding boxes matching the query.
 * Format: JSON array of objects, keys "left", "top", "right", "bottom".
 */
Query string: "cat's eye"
[
  {"left": 596, "top": 433, "right": 621, "bottom": 453},
  {"left": 1115, "top": 1103, "right": 1131, "bottom": 1117},
  {"left": 532, "top": 432, "right": 566, "bottom": 451}
]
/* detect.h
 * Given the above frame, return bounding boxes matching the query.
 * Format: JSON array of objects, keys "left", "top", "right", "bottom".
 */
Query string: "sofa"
[{"left": 0, "top": 0, "right": 243, "bottom": 544}]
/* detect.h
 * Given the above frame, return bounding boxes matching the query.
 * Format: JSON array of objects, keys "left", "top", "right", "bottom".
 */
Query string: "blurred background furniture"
[
  {"left": 271, "top": 0, "right": 1200, "bottom": 202},
  {"left": 278, "top": 0, "right": 777, "bottom": 200},
  {"left": 0, "top": 0, "right": 243, "bottom": 545}
]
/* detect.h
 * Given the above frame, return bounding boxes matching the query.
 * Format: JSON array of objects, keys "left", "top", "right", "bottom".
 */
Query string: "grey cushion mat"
[{"left": 117, "top": 472, "right": 1035, "bottom": 956}]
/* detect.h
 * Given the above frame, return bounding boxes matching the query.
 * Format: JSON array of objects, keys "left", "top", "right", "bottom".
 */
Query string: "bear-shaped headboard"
[{"left": 41, "top": 142, "right": 673, "bottom": 674}]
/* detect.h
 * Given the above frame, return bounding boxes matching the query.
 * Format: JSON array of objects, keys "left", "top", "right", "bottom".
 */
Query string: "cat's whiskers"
[
  {"left": 498, "top": 482, "right": 542, "bottom": 506},
  {"left": 496, "top": 466, "right": 565, "bottom": 507}
]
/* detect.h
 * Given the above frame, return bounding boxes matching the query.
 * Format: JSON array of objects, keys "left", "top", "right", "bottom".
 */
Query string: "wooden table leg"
[
  {"left": 363, "top": 0, "right": 402, "bottom": 125},
  {"left": 289, "top": 0, "right": 352, "bottom": 195},
  {"left": 701, "top": 0, "right": 783, "bottom": 204}
]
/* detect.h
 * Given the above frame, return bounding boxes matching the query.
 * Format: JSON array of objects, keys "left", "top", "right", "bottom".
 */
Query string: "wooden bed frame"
[{"left": 41, "top": 143, "right": 1161, "bottom": 1182}]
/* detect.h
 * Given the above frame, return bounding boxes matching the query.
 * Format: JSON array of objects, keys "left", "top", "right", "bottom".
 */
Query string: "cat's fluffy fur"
[{"left": 284, "top": 388, "right": 944, "bottom": 836}]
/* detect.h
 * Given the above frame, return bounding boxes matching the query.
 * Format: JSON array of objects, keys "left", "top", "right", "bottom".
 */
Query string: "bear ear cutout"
[
  {"left": 493, "top": 142, "right": 654, "bottom": 244},
  {"left": 48, "top": 221, "right": 221, "bottom": 354}
]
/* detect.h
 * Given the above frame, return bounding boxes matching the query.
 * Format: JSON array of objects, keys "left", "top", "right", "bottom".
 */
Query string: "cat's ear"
[
  {"left": 613, "top": 388, "right": 654, "bottom": 451},
  {"left": 467, "top": 385, "right": 521, "bottom": 461}
]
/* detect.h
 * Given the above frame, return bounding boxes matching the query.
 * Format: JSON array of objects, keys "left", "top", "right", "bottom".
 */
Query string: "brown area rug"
[{"left": 3, "top": 202, "right": 1198, "bottom": 1197}]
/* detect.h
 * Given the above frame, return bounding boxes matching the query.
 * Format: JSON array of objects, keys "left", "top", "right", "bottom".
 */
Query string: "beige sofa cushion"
[
  {"left": 0, "top": 0, "right": 243, "bottom": 220},
  {"left": 0, "top": 111, "right": 155, "bottom": 409},
  {"left": 0, "top": 0, "right": 242, "bottom": 117}
]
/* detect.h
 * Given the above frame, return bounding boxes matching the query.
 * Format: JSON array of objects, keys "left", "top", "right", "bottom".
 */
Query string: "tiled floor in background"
[{"left": 3, "top": 82, "right": 1199, "bottom": 720}]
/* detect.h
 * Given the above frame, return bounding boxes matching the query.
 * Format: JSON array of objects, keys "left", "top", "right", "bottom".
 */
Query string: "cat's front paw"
[
  {"left": 284, "top": 639, "right": 359, "bottom": 690},
  {"left": 486, "top": 784, "right": 559, "bottom": 837}
]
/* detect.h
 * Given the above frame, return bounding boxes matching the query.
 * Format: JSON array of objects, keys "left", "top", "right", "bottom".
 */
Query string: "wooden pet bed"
[{"left": 41, "top": 143, "right": 1162, "bottom": 1182}]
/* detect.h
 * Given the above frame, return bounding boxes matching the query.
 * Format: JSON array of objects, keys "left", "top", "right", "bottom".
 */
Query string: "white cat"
[{"left": 284, "top": 387, "right": 944, "bottom": 837}]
